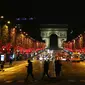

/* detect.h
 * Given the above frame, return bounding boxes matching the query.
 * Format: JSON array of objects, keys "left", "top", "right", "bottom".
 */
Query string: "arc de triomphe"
[{"left": 40, "top": 24, "right": 68, "bottom": 49}]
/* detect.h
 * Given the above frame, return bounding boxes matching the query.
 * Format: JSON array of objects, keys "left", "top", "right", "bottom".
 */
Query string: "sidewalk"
[{"left": 1, "top": 60, "right": 27, "bottom": 69}]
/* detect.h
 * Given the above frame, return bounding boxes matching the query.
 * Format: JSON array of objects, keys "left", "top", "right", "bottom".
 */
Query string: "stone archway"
[
  {"left": 40, "top": 24, "right": 68, "bottom": 49},
  {"left": 50, "top": 34, "right": 58, "bottom": 49}
]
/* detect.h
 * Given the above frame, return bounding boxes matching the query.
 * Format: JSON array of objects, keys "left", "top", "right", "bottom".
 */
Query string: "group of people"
[{"left": 25, "top": 59, "right": 62, "bottom": 81}]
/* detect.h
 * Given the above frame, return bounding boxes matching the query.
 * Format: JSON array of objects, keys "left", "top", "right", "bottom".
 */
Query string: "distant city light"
[
  {"left": 15, "top": 26, "right": 17, "bottom": 28},
  {"left": 16, "top": 18, "right": 20, "bottom": 20},
  {"left": 7, "top": 21, "right": 11, "bottom": 24},
  {"left": 16, "top": 24, "right": 21, "bottom": 28},
  {"left": 0, "top": 16, "right": 4, "bottom": 18},
  {"left": 19, "top": 29, "right": 22, "bottom": 31},
  {"left": 29, "top": 17, "right": 33, "bottom": 20}
]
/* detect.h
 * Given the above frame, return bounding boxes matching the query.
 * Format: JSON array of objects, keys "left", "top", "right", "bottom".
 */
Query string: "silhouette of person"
[
  {"left": 55, "top": 60, "right": 62, "bottom": 77},
  {"left": 9, "top": 58, "right": 12, "bottom": 66},
  {"left": 42, "top": 60, "right": 50, "bottom": 79},
  {"left": 25, "top": 60, "right": 34, "bottom": 81},
  {"left": 1, "top": 61, "right": 5, "bottom": 72}
]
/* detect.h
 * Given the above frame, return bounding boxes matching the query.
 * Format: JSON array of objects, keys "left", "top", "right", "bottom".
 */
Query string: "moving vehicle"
[{"left": 70, "top": 52, "right": 80, "bottom": 62}]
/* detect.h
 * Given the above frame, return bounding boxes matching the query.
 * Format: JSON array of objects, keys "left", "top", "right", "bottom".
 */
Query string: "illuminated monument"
[{"left": 40, "top": 24, "right": 68, "bottom": 49}]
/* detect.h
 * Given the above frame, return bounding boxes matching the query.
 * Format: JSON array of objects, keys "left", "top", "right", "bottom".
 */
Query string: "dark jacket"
[
  {"left": 27, "top": 62, "right": 33, "bottom": 72},
  {"left": 44, "top": 61, "right": 49, "bottom": 72},
  {"left": 55, "top": 60, "right": 62, "bottom": 72}
]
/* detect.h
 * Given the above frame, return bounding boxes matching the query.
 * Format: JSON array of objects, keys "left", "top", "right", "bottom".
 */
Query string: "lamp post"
[{"left": 0, "top": 16, "right": 4, "bottom": 39}]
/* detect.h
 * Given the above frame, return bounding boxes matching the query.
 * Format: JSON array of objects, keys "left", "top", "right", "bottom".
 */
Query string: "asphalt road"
[{"left": 1, "top": 59, "right": 85, "bottom": 85}]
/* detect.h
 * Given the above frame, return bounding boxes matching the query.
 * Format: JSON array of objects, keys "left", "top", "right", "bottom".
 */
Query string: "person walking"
[
  {"left": 54, "top": 60, "right": 62, "bottom": 77},
  {"left": 25, "top": 60, "right": 35, "bottom": 81},
  {"left": 42, "top": 60, "right": 50, "bottom": 79}
]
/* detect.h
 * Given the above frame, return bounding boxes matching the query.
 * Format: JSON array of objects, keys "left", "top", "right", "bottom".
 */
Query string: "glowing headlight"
[
  {"left": 62, "top": 58, "right": 66, "bottom": 60},
  {"left": 39, "top": 57, "right": 43, "bottom": 60},
  {"left": 35, "top": 52, "right": 37, "bottom": 55},
  {"left": 47, "top": 49, "right": 50, "bottom": 53},
  {"left": 47, "top": 58, "right": 49, "bottom": 60},
  {"left": 44, "top": 57, "right": 47, "bottom": 60},
  {"left": 51, "top": 50, "right": 53, "bottom": 53}
]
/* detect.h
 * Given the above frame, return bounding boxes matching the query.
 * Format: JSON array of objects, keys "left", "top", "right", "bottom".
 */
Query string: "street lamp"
[
  {"left": 7, "top": 21, "right": 11, "bottom": 24},
  {"left": 0, "top": 16, "right": 4, "bottom": 38},
  {"left": 0, "top": 16, "right": 4, "bottom": 19}
]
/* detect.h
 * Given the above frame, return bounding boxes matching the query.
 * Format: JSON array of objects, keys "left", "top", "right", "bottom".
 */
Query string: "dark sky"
[{"left": 1, "top": 1, "right": 85, "bottom": 41}]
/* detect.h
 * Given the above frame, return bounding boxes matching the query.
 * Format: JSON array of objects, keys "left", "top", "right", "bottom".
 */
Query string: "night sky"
[{"left": 1, "top": 1, "right": 85, "bottom": 42}]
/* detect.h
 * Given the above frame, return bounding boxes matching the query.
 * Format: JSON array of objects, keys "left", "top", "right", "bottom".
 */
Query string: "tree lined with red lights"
[
  {"left": 0, "top": 16, "right": 46, "bottom": 55},
  {"left": 63, "top": 33, "right": 85, "bottom": 53}
]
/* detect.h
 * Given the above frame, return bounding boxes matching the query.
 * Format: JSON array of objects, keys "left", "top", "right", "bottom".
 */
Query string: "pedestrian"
[
  {"left": 9, "top": 58, "right": 13, "bottom": 66},
  {"left": 42, "top": 60, "right": 50, "bottom": 79},
  {"left": 0, "top": 61, "right": 5, "bottom": 72},
  {"left": 55, "top": 60, "right": 62, "bottom": 77},
  {"left": 25, "top": 60, "right": 35, "bottom": 81}
]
